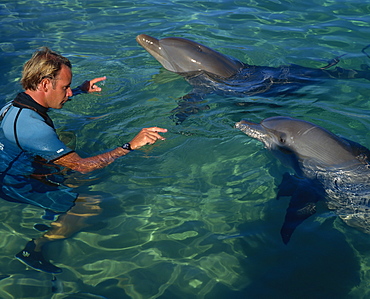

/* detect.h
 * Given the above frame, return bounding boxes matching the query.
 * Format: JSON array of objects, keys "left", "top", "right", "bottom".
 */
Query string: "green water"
[{"left": 1, "top": 0, "right": 370, "bottom": 298}]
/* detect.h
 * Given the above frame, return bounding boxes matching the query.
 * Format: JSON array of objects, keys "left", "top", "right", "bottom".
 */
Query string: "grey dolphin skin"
[
  {"left": 235, "top": 116, "right": 370, "bottom": 244},
  {"left": 137, "top": 34, "right": 370, "bottom": 122},
  {"left": 136, "top": 34, "right": 243, "bottom": 78}
]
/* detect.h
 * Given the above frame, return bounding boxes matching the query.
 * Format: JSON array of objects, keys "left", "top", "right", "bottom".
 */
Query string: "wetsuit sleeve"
[{"left": 14, "top": 109, "right": 73, "bottom": 161}]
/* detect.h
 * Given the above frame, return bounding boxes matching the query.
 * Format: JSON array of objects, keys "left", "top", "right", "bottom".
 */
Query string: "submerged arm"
[
  {"left": 53, "top": 127, "right": 167, "bottom": 173},
  {"left": 53, "top": 148, "right": 128, "bottom": 174}
]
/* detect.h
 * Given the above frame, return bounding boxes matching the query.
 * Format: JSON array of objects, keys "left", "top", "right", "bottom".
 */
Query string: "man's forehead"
[{"left": 57, "top": 65, "right": 72, "bottom": 81}]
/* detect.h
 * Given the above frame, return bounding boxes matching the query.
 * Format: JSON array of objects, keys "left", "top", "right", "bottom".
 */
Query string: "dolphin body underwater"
[
  {"left": 136, "top": 34, "right": 370, "bottom": 122},
  {"left": 236, "top": 116, "right": 370, "bottom": 244}
]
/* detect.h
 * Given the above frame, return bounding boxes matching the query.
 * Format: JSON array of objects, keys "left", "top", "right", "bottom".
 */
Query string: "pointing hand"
[
  {"left": 129, "top": 127, "right": 168, "bottom": 150},
  {"left": 79, "top": 76, "right": 106, "bottom": 93}
]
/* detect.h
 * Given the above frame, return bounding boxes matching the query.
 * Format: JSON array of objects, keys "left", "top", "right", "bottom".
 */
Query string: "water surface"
[{"left": 1, "top": 0, "right": 370, "bottom": 298}]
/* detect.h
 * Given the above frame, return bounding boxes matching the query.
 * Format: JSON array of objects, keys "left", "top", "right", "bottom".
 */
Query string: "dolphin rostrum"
[
  {"left": 235, "top": 116, "right": 370, "bottom": 243},
  {"left": 137, "top": 34, "right": 370, "bottom": 122}
]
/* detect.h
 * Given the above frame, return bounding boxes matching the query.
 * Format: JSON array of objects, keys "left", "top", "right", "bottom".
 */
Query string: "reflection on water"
[{"left": 1, "top": 0, "right": 370, "bottom": 298}]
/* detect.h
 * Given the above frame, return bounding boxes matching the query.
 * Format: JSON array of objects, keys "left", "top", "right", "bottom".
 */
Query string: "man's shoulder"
[
  {"left": 2, "top": 105, "right": 56, "bottom": 144},
  {"left": 5, "top": 105, "right": 48, "bottom": 125}
]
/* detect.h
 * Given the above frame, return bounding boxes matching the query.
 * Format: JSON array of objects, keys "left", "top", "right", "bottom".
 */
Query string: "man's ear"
[{"left": 38, "top": 78, "right": 51, "bottom": 92}]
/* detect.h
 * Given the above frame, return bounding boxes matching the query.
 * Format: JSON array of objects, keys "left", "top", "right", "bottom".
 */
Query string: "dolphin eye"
[
  {"left": 196, "top": 46, "right": 203, "bottom": 52},
  {"left": 279, "top": 134, "right": 286, "bottom": 144}
]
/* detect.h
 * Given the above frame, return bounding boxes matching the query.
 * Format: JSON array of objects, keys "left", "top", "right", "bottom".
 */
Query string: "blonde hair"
[{"left": 21, "top": 47, "right": 72, "bottom": 90}]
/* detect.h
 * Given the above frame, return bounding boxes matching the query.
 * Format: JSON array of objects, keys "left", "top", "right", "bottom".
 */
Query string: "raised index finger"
[
  {"left": 90, "top": 76, "right": 107, "bottom": 84},
  {"left": 145, "top": 127, "right": 168, "bottom": 133}
]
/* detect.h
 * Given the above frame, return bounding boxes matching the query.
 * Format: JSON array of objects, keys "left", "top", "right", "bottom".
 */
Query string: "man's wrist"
[
  {"left": 71, "top": 86, "right": 86, "bottom": 96},
  {"left": 121, "top": 143, "right": 132, "bottom": 151}
]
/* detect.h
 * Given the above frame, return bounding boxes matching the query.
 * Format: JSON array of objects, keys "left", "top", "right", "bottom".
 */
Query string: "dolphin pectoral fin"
[
  {"left": 280, "top": 194, "right": 317, "bottom": 244},
  {"left": 277, "top": 173, "right": 320, "bottom": 244},
  {"left": 276, "top": 172, "right": 299, "bottom": 198}
]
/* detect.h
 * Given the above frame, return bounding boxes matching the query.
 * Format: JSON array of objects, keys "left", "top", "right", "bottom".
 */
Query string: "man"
[{"left": 0, "top": 47, "right": 167, "bottom": 273}]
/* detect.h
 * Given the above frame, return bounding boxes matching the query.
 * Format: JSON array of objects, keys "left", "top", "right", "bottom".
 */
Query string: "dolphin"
[
  {"left": 136, "top": 34, "right": 244, "bottom": 78},
  {"left": 137, "top": 34, "right": 370, "bottom": 122},
  {"left": 235, "top": 116, "right": 370, "bottom": 243}
]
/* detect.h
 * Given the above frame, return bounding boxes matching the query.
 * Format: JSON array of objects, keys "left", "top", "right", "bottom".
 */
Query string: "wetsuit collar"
[{"left": 12, "top": 92, "right": 54, "bottom": 128}]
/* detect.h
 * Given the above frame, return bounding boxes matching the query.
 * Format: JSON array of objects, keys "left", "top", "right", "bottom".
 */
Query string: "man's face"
[{"left": 45, "top": 64, "right": 73, "bottom": 109}]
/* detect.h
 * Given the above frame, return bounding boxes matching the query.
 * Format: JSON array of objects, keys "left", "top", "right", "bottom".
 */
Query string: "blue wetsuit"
[{"left": 0, "top": 92, "right": 78, "bottom": 213}]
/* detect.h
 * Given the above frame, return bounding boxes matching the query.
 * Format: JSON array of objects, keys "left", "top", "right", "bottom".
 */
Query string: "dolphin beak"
[
  {"left": 235, "top": 119, "right": 258, "bottom": 127},
  {"left": 136, "top": 34, "right": 160, "bottom": 52},
  {"left": 136, "top": 34, "right": 182, "bottom": 73},
  {"left": 235, "top": 119, "right": 259, "bottom": 131},
  {"left": 235, "top": 119, "right": 270, "bottom": 144}
]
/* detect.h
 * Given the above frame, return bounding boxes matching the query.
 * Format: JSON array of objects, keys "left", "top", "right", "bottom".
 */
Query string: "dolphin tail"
[
  {"left": 319, "top": 46, "right": 370, "bottom": 80},
  {"left": 277, "top": 173, "right": 322, "bottom": 244},
  {"left": 324, "top": 66, "right": 370, "bottom": 80},
  {"left": 361, "top": 44, "right": 370, "bottom": 59},
  {"left": 319, "top": 54, "right": 346, "bottom": 70}
]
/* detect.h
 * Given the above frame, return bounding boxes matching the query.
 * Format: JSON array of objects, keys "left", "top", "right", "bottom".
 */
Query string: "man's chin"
[{"left": 59, "top": 101, "right": 68, "bottom": 108}]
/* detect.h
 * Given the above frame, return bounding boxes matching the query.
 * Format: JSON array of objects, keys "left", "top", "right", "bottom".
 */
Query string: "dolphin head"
[
  {"left": 136, "top": 34, "right": 243, "bottom": 78},
  {"left": 236, "top": 116, "right": 356, "bottom": 167}
]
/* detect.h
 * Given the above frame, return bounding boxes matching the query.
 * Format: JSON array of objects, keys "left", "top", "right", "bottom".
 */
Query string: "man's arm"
[{"left": 54, "top": 127, "right": 167, "bottom": 173}]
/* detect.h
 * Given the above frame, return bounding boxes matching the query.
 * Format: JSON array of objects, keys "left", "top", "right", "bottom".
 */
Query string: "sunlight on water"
[{"left": 1, "top": 0, "right": 370, "bottom": 298}]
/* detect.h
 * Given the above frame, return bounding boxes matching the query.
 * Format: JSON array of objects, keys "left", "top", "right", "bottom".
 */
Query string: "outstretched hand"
[
  {"left": 129, "top": 127, "right": 168, "bottom": 150},
  {"left": 79, "top": 76, "right": 106, "bottom": 93}
]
